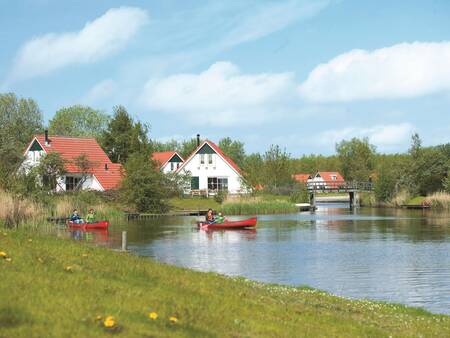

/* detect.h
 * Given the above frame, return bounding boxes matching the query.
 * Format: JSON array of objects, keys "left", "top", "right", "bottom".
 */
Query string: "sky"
[{"left": 1, "top": 0, "right": 450, "bottom": 156}]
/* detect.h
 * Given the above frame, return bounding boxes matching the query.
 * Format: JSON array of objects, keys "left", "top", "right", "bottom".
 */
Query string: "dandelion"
[
  {"left": 28, "top": 239, "right": 33, "bottom": 242},
  {"left": 5, "top": 257, "right": 12, "bottom": 262},
  {"left": 65, "top": 265, "right": 73, "bottom": 272},
  {"left": 0, "top": 251, "right": 7, "bottom": 258},
  {"left": 169, "top": 316, "right": 178, "bottom": 323},
  {"left": 103, "top": 316, "right": 115, "bottom": 328},
  {"left": 148, "top": 312, "right": 158, "bottom": 320}
]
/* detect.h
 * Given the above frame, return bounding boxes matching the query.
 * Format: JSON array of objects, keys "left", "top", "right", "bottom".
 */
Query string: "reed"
[
  {"left": 426, "top": 191, "right": 450, "bottom": 210},
  {"left": 0, "top": 190, "right": 46, "bottom": 228},
  {"left": 221, "top": 199, "right": 297, "bottom": 215}
]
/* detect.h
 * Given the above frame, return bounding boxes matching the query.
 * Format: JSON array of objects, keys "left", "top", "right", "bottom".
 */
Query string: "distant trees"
[
  {"left": 48, "top": 105, "right": 109, "bottom": 138},
  {"left": 336, "top": 137, "right": 376, "bottom": 181},
  {"left": 218, "top": 137, "right": 245, "bottom": 168},
  {"left": 100, "top": 105, "right": 152, "bottom": 163}
]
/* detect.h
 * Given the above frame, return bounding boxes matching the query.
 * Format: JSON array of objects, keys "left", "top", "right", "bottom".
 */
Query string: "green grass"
[
  {"left": 406, "top": 196, "right": 426, "bottom": 206},
  {"left": 222, "top": 200, "right": 298, "bottom": 215},
  {"left": 1, "top": 230, "right": 449, "bottom": 337},
  {"left": 168, "top": 197, "right": 221, "bottom": 211}
]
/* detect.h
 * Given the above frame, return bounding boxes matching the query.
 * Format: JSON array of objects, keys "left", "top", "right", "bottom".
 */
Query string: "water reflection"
[{"left": 69, "top": 204, "right": 450, "bottom": 314}]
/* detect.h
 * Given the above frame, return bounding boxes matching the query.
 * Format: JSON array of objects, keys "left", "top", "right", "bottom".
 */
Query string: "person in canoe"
[
  {"left": 206, "top": 208, "right": 216, "bottom": 224},
  {"left": 86, "top": 208, "right": 96, "bottom": 224},
  {"left": 216, "top": 212, "right": 225, "bottom": 224},
  {"left": 70, "top": 209, "right": 83, "bottom": 224}
]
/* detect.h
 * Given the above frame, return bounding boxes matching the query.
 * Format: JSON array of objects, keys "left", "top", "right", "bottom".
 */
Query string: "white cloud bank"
[
  {"left": 10, "top": 7, "right": 148, "bottom": 81},
  {"left": 319, "top": 123, "right": 415, "bottom": 150},
  {"left": 299, "top": 41, "right": 450, "bottom": 102},
  {"left": 140, "top": 61, "right": 296, "bottom": 126}
]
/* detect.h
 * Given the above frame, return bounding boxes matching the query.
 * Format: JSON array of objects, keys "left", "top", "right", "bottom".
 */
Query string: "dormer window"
[
  {"left": 200, "top": 154, "right": 205, "bottom": 164},
  {"left": 208, "top": 154, "right": 213, "bottom": 165},
  {"left": 331, "top": 175, "right": 337, "bottom": 181}
]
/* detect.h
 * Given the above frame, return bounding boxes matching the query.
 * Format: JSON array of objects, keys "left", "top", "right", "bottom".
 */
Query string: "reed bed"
[
  {"left": 426, "top": 191, "right": 450, "bottom": 210},
  {"left": 221, "top": 199, "right": 297, "bottom": 215},
  {"left": 0, "top": 190, "right": 47, "bottom": 228}
]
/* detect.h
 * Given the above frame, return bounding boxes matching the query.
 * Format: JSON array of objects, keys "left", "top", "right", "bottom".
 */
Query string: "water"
[{"left": 74, "top": 204, "right": 450, "bottom": 314}]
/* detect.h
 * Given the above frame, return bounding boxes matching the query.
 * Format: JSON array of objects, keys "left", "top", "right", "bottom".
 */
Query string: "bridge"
[{"left": 307, "top": 181, "right": 373, "bottom": 209}]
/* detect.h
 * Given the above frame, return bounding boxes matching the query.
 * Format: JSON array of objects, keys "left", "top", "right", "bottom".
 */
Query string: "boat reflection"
[
  {"left": 70, "top": 228, "right": 109, "bottom": 243},
  {"left": 202, "top": 228, "right": 257, "bottom": 241}
]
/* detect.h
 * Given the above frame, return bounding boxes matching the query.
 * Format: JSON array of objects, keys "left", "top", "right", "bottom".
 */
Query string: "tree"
[
  {"left": 336, "top": 137, "right": 376, "bottom": 181},
  {"left": 36, "top": 153, "right": 66, "bottom": 191},
  {"left": 0, "top": 93, "right": 43, "bottom": 146},
  {"left": 179, "top": 138, "right": 199, "bottom": 159},
  {"left": 262, "top": 145, "right": 293, "bottom": 191},
  {"left": 72, "top": 154, "right": 94, "bottom": 190},
  {"left": 242, "top": 153, "right": 264, "bottom": 190},
  {"left": 48, "top": 105, "right": 109, "bottom": 137},
  {"left": 218, "top": 137, "right": 245, "bottom": 168},
  {"left": 100, "top": 105, "right": 152, "bottom": 163},
  {"left": 121, "top": 153, "right": 169, "bottom": 212}
]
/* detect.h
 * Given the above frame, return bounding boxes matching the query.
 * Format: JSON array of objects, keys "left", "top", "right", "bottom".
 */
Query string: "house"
[
  {"left": 176, "top": 138, "right": 246, "bottom": 195},
  {"left": 308, "top": 171, "right": 345, "bottom": 190},
  {"left": 292, "top": 173, "right": 312, "bottom": 184},
  {"left": 23, "top": 131, "right": 122, "bottom": 191},
  {"left": 152, "top": 151, "right": 184, "bottom": 173}
]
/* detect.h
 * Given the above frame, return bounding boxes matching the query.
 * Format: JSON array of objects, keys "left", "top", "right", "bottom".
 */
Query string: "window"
[
  {"left": 208, "top": 154, "right": 213, "bottom": 164},
  {"left": 65, "top": 176, "right": 81, "bottom": 191},
  {"left": 191, "top": 176, "right": 199, "bottom": 190},
  {"left": 331, "top": 175, "right": 337, "bottom": 181},
  {"left": 200, "top": 154, "right": 205, "bottom": 164},
  {"left": 208, "top": 177, "right": 228, "bottom": 191},
  {"left": 170, "top": 162, "right": 174, "bottom": 171}
]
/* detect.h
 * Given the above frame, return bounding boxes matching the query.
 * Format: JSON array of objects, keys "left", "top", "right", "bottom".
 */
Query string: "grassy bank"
[{"left": 1, "top": 230, "right": 449, "bottom": 337}]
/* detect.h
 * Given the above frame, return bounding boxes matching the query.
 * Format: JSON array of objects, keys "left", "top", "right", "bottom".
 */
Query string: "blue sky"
[{"left": 1, "top": 0, "right": 450, "bottom": 156}]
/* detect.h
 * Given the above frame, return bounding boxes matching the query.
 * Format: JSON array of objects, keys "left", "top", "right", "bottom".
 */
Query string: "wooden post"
[
  {"left": 309, "top": 192, "right": 316, "bottom": 210},
  {"left": 121, "top": 231, "right": 127, "bottom": 252},
  {"left": 349, "top": 191, "right": 354, "bottom": 209}
]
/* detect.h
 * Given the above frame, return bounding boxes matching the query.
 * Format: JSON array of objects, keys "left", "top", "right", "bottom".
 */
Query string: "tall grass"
[
  {"left": 0, "top": 190, "right": 47, "bottom": 228},
  {"left": 426, "top": 191, "right": 450, "bottom": 210},
  {"left": 221, "top": 199, "right": 297, "bottom": 215}
]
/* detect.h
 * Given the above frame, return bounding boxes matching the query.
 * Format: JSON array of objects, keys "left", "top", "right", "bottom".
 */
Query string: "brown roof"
[
  {"left": 151, "top": 151, "right": 183, "bottom": 169},
  {"left": 293, "top": 174, "right": 311, "bottom": 183}
]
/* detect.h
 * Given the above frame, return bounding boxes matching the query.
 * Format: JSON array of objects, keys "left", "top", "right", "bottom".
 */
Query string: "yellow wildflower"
[
  {"left": 169, "top": 316, "right": 178, "bottom": 323},
  {"left": 103, "top": 316, "right": 115, "bottom": 328},
  {"left": 5, "top": 257, "right": 12, "bottom": 262},
  {"left": 95, "top": 315, "right": 102, "bottom": 321},
  {"left": 0, "top": 251, "right": 7, "bottom": 257},
  {"left": 148, "top": 312, "right": 158, "bottom": 320},
  {"left": 65, "top": 265, "right": 73, "bottom": 272},
  {"left": 28, "top": 239, "right": 33, "bottom": 242}
]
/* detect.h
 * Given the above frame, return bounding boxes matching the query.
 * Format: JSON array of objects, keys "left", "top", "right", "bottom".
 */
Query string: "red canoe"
[
  {"left": 197, "top": 217, "right": 257, "bottom": 230},
  {"left": 66, "top": 220, "right": 109, "bottom": 229}
]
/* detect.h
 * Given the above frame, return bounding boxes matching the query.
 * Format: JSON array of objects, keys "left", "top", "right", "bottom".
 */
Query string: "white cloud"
[
  {"left": 140, "top": 61, "right": 296, "bottom": 126},
  {"left": 299, "top": 41, "right": 450, "bottom": 102},
  {"left": 319, "top": 123, "right": 415, "bottom": 151},
  {"left": 10, "top": 7, "right": 149, "bottom": 81},
  {"left": 81, "top": 79, "right": 117, "bottom": 104}
]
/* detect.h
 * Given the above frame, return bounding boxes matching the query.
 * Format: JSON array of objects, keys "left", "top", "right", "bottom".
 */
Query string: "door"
[{"left": 191, "top": 176, "right": 199, "bottom": 190}]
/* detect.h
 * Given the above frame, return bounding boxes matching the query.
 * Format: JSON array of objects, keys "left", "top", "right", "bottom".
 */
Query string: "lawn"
[{"left": 1, "top": 230, "right": 449, "bottom": 337}]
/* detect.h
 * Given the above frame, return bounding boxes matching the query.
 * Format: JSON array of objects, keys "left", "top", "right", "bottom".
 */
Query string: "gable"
[
  {"left": 29, "top": 139, "right": 43, "bottom": 151},
  {"left": 169, "top": 154, "right": 183, "bottom": 163},
  {"left": 197, "top": 143, "right": 215, "bottom": 154}
]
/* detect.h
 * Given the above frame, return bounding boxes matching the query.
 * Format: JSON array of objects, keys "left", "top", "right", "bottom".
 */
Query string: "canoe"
[
  {"left": 197, "top": 217, "right": 257, "bottom": 230},
  {"left": 66, "top": 220, "right": 109, "bottom": 229}
]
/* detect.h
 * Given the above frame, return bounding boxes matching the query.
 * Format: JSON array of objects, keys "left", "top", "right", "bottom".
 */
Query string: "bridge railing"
[{"left": 307, "top": 181, "right": 372, "bottom": 192}]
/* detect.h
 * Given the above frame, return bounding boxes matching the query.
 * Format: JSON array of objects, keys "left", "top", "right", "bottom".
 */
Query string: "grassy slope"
[
  {"left": 1, "top": 231, "right": 449, "bottom": 337},
  {"left": 168, "top": 197, "right": 220, "bottom": 211}
]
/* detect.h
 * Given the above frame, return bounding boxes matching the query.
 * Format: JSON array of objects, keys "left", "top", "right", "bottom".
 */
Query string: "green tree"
[
  {"left": 36, "top": 152, "right": 66, "bottom": 191},
  {"left": 242, "top": 153, "right": 264, "bottom": 190},
  {"left": 121, "top": 153, "right": 169, "bottom": 212},
  {"left": 336, "top": 137, "right": 376, "bottom": 181},
  {"left": 179, "top": 138, "right": 199, "bottom": 159},
  {"left": 100, "top": 106, "right": 151, "bottom": 163},
  {"left": 72, "top": 154, "right": 95, "bottom": 191},
  {"left": 48, "top": 105, "right": 109, "bottom": 137},
  {"left": 218, "top": 137, "right": 245, "bottom": 168},
  {"left": 262, "top": 145, "right": 293, "bottom": 191}
]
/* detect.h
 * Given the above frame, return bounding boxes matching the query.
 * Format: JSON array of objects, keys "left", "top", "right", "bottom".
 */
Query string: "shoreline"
[{"left": 1, "top": 228, "right": 449, "bottom": 337}]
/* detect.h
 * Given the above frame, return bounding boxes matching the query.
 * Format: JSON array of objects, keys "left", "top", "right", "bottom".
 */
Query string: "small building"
[
  {"left": 292, "top": 173, "right": 312, "bottom": 184},
  {"left": 308, "top": 171, "right": 345, "bottom": 190},
  {"left": 23, "top": 132, "right": 122, "bottom": 192},
  {"left": 176, "top": 139, "right": 246, "bottom": 195},
  {"left": 152, "top": 151, "right": 184, "bottom": 174}
]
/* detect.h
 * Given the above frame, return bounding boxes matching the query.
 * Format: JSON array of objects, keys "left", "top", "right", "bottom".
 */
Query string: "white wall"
[
  {"left": 179, "top": 152, "right": 243, "bottom": 194},
  {"left": 161, "top": 161, "right": 182, "bottom": 174}
]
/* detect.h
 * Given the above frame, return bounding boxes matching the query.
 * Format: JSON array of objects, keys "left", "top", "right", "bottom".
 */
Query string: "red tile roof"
[
  {"left": 27, "top": 135, "right": 122, "bottom": 190},
  {"left": 151, "top": 151, "right": 183, "bottom": 169},
  {"left": 293, "top": 174, "right": 311, "bottom": 183},
  {"left": 316, "top": 171, "right": 345, "bottom": 182}
]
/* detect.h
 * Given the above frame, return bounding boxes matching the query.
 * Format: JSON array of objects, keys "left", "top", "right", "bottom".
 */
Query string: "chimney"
[
  {"left": 196, "top": 134, "right": 200, "bottom": 147},
  {"left": 104, "top": 163, "right": 108, "bottom": 171},
  {"left": 44, "top": 130, "right": 49, "bottom": 146}
]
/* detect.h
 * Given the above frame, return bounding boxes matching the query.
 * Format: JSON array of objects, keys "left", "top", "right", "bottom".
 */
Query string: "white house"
[
  {"left": 176, "top": 139, "right": 246, "bottom": 195},
  {"left": 23, "top": 132, "right": 122, "bottom": 192},
  {"left": 308, "top": 171, "right": 345, "bottom": 190},
  {"left": 152, "top": 151, "right": 184, "bottom": 174}
]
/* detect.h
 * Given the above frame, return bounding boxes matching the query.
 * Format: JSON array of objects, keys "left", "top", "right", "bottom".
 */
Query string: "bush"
[
  {"left": 289, "top": 183, "right": 308, "bottom": 203},
  {"left": 214, "top": 191, "right": 227, "bottom": 204}
]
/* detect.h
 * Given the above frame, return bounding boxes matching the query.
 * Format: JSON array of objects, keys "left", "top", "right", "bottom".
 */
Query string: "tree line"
[{"left": 1, "top": 92, "right": 449, "bottom": 212}]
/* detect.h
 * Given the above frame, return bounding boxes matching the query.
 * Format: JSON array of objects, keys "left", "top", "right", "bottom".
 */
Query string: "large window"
[
  {"left": 191, "top": 176, "right": 199, "bottom": 190},
  {"left": 208, "top": 154, "right": 213, "bottom": 164},
  {"left": 207, "top": 177, "right": 228, "bottom": 191},
  {"left": 65, "top": 176, "right": 81, "bottom": 191},
  {"left": 200, "top": 154, "right": 205, "bottom": 164}
]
